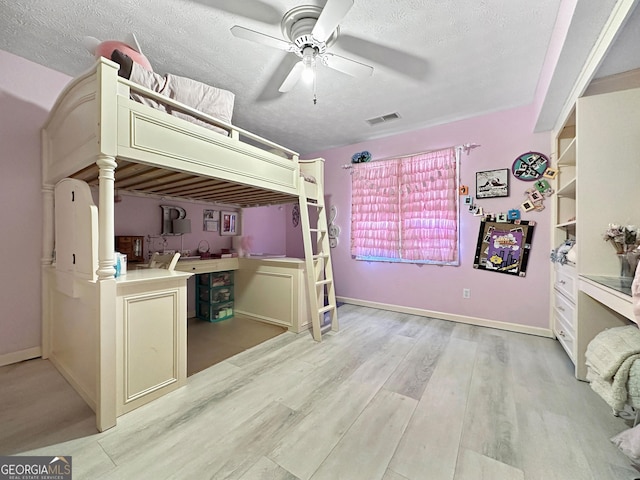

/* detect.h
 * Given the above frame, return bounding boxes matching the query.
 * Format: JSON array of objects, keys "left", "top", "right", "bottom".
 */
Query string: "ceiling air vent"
[{"left": 366, "top": 112, "right": 401, "bottom": 126}]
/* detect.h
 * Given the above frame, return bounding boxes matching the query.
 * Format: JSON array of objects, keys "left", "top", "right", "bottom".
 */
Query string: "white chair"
[{"left": 148, "top": 252, "right": 181, "bottom": 270}]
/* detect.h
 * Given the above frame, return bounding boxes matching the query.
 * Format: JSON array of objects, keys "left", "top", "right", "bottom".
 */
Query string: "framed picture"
[
  {"left": 534, "top": 178, "right": 552, "bottom": 193},
  {"left": 543, "top": 167, "right": 558, "bottom": 179},
  {"left": 203, "top": 209, "right": 219, "bottom": 231},
  {"left": 507, "top": 209, "right": 521, "bottom": 220},
  {"left": 521, "top": 200, "right": 535, "bottom": 212},
  {"left": 204, "top": 220, "right": 218, "bottom": 232},
  {"left": 529, "top": 190, "right": 543, "bottom": 202},
  {"left": 476, "top": 169, "right": 509, "bottom": 198},
  {"left": 473, "top": 219, "right": 536, "bottom": 276},
  {"left": 220, "top": 211, "right": 239, "bottom": 236}
]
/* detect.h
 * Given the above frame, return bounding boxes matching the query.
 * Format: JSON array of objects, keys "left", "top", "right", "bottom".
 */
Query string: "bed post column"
[
  {"left": 96, "top": 154, "right": 117, "bottom": 279},
  {"left": 95, "top": 153, "right": 118, "bottom": 432},
  {"left": 41, "top": 183, "right": 55, "bottom": 359},
  {"left": 93, "top": 58, "right": 119, "bottom": 432}
]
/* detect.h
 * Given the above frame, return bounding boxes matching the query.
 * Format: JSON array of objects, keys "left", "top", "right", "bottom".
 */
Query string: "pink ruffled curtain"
[
  {"left": 351, "top": 160, "right": 401, "bottom": 258},
  {"left": 351, "top": 147, "right": 458, "bottom": 264}
]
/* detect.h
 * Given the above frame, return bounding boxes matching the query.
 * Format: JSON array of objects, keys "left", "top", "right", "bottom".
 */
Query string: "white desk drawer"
[
  {"left": 553, "top": 290, "right": 576, "bottom": 328},
  {"left": 554, "top": 313, "right": 575, "bottom": 362},
  {"left": 554, "top": 264, "right": 577, "bottom": 302},
  {"left": 175, "top": 258, "right": 239, "bottom": 274}
]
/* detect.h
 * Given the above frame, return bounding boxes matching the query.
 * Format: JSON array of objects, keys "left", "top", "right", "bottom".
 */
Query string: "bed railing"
[{"left": 114, "top": 63, "right": 300, "bottom": 162}]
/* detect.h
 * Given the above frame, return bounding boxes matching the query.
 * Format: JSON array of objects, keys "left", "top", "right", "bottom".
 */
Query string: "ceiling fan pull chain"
[{"left": 313, "top": 63, "right": 318, "bottom": 105}]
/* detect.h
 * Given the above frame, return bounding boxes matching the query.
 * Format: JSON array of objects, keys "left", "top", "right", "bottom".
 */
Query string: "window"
[{"left": 350, "top": 147, "right": 459, "bottom": 265}]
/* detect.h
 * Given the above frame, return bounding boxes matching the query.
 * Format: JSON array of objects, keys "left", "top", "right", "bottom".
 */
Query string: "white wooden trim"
[
  {"left": 553, "top": 0, "right": 640, "bottom": 133},
  {"left": 0, "top": 347, "right": 41, "bottom": 367},
  {"left": 337, "top": 296, "right": 554, "bottom": 338}
]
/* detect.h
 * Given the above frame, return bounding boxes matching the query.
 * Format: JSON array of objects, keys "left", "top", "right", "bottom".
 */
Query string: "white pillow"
[{"left": 612, "top": 425, "right": 640, "bottom": 461}]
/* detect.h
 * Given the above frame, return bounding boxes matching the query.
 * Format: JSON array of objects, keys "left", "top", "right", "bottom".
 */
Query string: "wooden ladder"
[{"left": 299, "top": 180, "right": 338, "bottom": 341}]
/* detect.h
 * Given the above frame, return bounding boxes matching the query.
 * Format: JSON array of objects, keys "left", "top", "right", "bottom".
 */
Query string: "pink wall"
[
  {"left": 0, "top": 51, "right": 71, "bottom": 358},
  {"left": 113, "top": 193, "right": 238, "bottom": 259},
  {"left": 297, "top": 104, "right": 552, "bottom": 330},
  {"left": 241, "top": 205, "right": 287, "bottom": 256}
]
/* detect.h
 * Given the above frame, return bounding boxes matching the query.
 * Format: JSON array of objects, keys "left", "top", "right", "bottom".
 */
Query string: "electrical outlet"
[{"left": 463, "top": 288, "right": 471, "bottom": 299}]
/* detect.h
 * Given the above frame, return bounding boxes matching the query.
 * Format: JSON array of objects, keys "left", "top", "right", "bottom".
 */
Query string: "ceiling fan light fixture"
[
  {"left": 301, "top": 46, "right": 317, "bottom": 83},
  {"left": 301, "top": 65, "right": 315, "bottom": 83}
]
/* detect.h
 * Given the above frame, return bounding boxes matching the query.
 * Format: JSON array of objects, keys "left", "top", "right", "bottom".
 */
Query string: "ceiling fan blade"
[
  {"left": 338, "top": 34, "right": 430, "bottom": 81},
  {"left": 312, "top": 0, "right": 354, "bottom": 42},
  {"left": 279, "top": 61, "right": 305, "bottom": 92},
  {"left": 230, "top": 25, "right": 293, "bottom": 51},
  {"left": 323, "top": 53, "right": 373, "bottom": 78},
  {"left": 256, "top": 55, "right": 301, "bottom": 102}
]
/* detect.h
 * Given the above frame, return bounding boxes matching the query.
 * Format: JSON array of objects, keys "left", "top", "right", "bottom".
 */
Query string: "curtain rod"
[{"left": 341, "top": 143, "right": 481, "bottom": 169}]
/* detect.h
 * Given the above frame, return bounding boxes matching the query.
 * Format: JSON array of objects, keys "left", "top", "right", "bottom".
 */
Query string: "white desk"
[{"left": 579, "top": 275, "right": 635, "bottom": 323}]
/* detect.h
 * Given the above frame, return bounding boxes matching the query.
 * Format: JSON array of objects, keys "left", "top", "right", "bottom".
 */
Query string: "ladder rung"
[
  {"left": 313, "top": 254, "right": 330, "bottom": 259},
  {"left": 320, "top": 323, "right": 333, "bottom": 334},
  {"left": 318, "top": 305, "right": 335, "bottom": 315},
  {"left": 315, "top": 279, "right": 332, "bottom": 286},
  {"left": 309, "top": 228, "right": 327, "bottom": 233}
]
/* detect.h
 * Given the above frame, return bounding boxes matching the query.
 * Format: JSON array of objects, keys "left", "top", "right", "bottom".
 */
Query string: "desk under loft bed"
[{"left": 41, "top": 58, "right": 336, "bottom": 431}]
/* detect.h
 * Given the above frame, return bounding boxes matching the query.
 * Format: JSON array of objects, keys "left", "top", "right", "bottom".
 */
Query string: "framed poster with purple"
[{"left": 473, "top": 219, "right": 535, "bottom": 276}]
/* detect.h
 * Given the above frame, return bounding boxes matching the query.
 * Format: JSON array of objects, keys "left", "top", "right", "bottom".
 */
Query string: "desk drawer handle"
[
  {"left": 557, "top": 306, "right": 565, "bottom": 312},
  {"left": 558, "top": 329, "right": 565, "bottom": 337},
  {"left": 558, "top": 280, "right": 566, "bottom": 285}
]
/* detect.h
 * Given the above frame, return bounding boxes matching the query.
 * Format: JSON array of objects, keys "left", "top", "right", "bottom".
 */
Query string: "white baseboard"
[
  {"left": 336, "top": 296, "right": 554, "bottom": 338},
  {"left": 0, "top": 346, "right": 41, "bottom": 367}
]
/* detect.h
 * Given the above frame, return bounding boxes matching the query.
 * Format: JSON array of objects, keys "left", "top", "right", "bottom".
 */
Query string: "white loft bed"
[{"left": 41, "top": 58, "right": 325, "bottom": 431}]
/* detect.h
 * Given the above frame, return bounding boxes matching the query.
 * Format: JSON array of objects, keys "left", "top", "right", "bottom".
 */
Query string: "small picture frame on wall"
[
  {"left": 203, "top": 209, "right": 219, "bottom": 231},
  {"left": 543, "top": 167, "right": 558, "bottom": 179},
  {"left": 529, "top": 190, "right": 543, "bottom": 203},
  {"left": 476, "top": 169, "right": 509, "bottom": 199},
  {"left": 508, "top": 209, "right": 521, "bottom": 220},
  {"left": 220, "top": 211, "right": 240, "bottom": 236},
  {"left": 204, "top": 220, "right": 218, "bottom": 232},
  {"left": 521, "top": 200, "right": 535, "bottom": 212}
]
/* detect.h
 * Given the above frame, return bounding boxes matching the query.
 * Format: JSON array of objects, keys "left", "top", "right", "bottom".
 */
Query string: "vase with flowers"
[{"left": 603, "top": 224, "right": 640, "bottom": 278}]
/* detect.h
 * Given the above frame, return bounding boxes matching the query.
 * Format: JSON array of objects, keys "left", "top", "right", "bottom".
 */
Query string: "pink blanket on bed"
[{"left": 129, "top": 63, "right": 235, "bottom": 136}]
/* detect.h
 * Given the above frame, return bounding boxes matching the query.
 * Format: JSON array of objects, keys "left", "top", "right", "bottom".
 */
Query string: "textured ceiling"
[{"left": 0, "top": 0, "right": 635, "bottom": 155}]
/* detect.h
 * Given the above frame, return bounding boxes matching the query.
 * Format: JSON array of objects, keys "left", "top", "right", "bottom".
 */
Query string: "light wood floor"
[{"left": 1, "top": 304, "right": 638, "bottom": 479}]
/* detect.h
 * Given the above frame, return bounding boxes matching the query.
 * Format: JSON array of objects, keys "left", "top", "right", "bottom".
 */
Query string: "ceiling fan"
[{"left": 230, "top": 0, "right": 373, "bottom": 96}]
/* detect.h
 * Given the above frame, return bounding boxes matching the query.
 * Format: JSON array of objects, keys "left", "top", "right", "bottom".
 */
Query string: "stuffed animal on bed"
[
  {"left": 83, "top": 33, "right": 153, "bottom": 75},
  {"left": 83, "top": 33, "right": 235, "bottom": 135}
]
